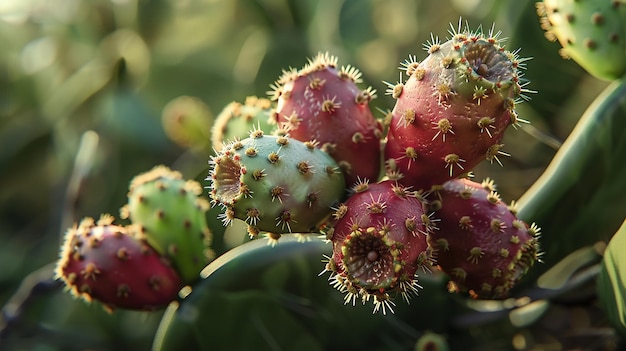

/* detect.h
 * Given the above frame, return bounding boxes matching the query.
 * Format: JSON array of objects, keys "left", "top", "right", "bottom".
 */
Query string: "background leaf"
[{"left": 598, "top": 220, "right": 626, "bottom": 337}]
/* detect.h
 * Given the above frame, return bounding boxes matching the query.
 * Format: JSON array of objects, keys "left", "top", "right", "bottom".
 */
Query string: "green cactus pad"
[
  {"left": 597, "top": 219, "right": 626, "bottom": 336},
  {"left": 537, "top": 0, "right": 626, "bottom": 81},
  {"left": 208, "top": 132, "right": 345, "bottom": 238},
  {"left": 121, "top": 165, "right": 214, "bottom": 285},
  {"left": 152, "top": 235, "right": 453, "bottom": 351},
  {"left": 517, "top": 77, "right": 626, "bottom": 283}
]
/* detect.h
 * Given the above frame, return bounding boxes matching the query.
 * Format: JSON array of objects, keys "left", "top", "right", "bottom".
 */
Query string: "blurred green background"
[{"left": 0, "top": 0, "right": 611, "bottom": 349}]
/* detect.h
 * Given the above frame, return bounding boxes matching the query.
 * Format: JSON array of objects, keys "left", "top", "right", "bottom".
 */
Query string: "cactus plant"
[
  {"left": 55, "top": 215, "right": 183, "bottom": 311},
  {"left": 120, "top": 165, "right": 214, "bottom": 285},
  {"left": 211, "top": 96, "right": 278, "bottom": 152},
  {"left": 323, "top": 179, "right": 434, "bottom": 313},
  {"left": 384, "top": 23, "right": 530, "bottom": 190},
  {"left": 21, "top": 5, "right": 626, "bottom": 350},
  {"left": 208, "top": 131, "right": 346, "bottom": 241},
  {"left": 270, "top": 52, "right": 384, "bottom": 187},
  {"left": 536, "top": 0, "right": 626, "bottom": 81},
  {"left": 427, "top": 177, "right": 540, "bottom": 299}
]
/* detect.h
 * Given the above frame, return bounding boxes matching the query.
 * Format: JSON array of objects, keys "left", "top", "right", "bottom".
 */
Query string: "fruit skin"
[
  {"left": 323, "top": 179, "right": 434, "bottom": 313},
  {"left": 211, "top": 96, "right": 278, "bottom": 152},
  {"left": 270, "top": 52, "right": 384, "bottom": 187},
  {"left": 161, "top": 95, "right": 213, "bottom": 150},
  {"left": 55, "top": 215, "right": 183, "bottom": 311},
  {"left": 427, "top": 178, "right": 540, "bottom": 299},
  {"left": 120, "top": 165, "right": 214, "bottom": 285},
  {"left": 384, "top": 24, "right": 527, "bottom": 191},
  {"left": 208, "top": 131, "right": 345, "bottom": 239},
  {"left": 537, "top": 0, "right": 626, "bottom": 81}
]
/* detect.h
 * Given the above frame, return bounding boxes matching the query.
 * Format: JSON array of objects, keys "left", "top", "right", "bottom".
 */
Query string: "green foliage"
[
  {"left": 2, "top": 0, "right": 625, "bottom": 350},
  {"left": 152, "top": 235, "right": 454, "bottom": 351},
  {"left": 517, "top": 77, "right": 626, "bottom": 283},
  {"left": 598, "top": 220, "right": 626, "bottom": 337}
]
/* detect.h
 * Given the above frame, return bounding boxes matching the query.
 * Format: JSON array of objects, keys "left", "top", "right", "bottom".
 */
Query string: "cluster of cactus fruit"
[
  {"left": 55, "top": 166, "right": 214, "bottom": 310},
  {"left": 55, "top": 21, "right": 542, "bottom": 314},
  {"left": 207, "top": 22, "right": 541, "bottom": 311}
]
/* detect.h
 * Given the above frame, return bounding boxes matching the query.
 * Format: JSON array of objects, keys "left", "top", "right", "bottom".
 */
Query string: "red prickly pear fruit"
[
  {"left": 323, "top": 179, "right": 435, "bottom": 313},
  {"left": 426, "top": 178, "right": 541, "bottom": 299},
  {"left": 55, "top": 215, "right": 183, "bottom": 311},
  {"left": 384, "top": 23, "right": 531, "bottom": 191},
  {"left": 211, "top": 96, "right": 278, "bottom": 152},
  {"left": 270, "top": 52, "right": 384, "bottom": 187}
]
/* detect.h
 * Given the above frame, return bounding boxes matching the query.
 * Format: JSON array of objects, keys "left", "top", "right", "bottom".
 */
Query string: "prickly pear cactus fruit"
[
  {"left": 427, "top": 178, "right": 540, "bottom": 299},
  {"left": 537, "top": 0, "right": 626, "bottom": 81},
  {"left": 55, "top": 215, "right": 183, "bottom": 311},
  {"left": 161, "top": 96, "right": 213, "bottom": 150},
  {"left": 384, "top": 23, "right": 530, "bottom": 191},
  {"left": 120, "top": 165, "right": 214, "bottom": 285},
  {"left": 208, "top": 131, "right": 345, "bottom": 241},
  {"left": 270, "top": 52, "right": 384, "bottom": 187},
  {"left": 322, "top": 179, "right": 434, "bottom": 313},
  {"left": 211, "top": 96, "right": 277, "bottom": 152}
]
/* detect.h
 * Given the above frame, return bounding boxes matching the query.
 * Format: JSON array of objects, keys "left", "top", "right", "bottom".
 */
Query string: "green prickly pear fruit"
[
  {"left": 55, "top": 215, "right": 183, "bottom": 311},
  {"left": 120, "top": 165, "right": 214, "bottom": 285},
  {"left": 211, "top": 96, "right": 277, "bottom": 152},
  {"left": 208, "top": 131, "right": 345, "bottom": 242},
  {"left": 161, "top": 96, "right": 213, "bottom": 150},
  {"left": 427, "top": 178, "right": 540, "bottom": 299},
  {"left": 537, "top": 0, "right": 626, "bottom": 81},
  {"left": 384, "top": 23, "right": 530, "bottom": 191}
]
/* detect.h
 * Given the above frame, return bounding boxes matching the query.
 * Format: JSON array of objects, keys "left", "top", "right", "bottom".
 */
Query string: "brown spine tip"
[
  {"left": 270, "top": 186, "right": 285, "bottom": 203},
  {"left": 401, "top": 109, "right": 416, "bottom": 127},
  {"left": 459, "top": 216, "right": 472, "bottom": 229},
  {"left": 414, "top": 68, "right": 426, "bottom": 80},
  {"left": 321, "top": 97, "right": 341, "bottom": 113},
  {"left": 267, "top": 152, "right": 280, "bottom": 164},
  {"left": 117, "top": 247, "right": 130, "bottom": 261},
  {"left": 276, "top": 136, "right": 289, "bottom": 146},
  {"left": 149, "top": 276, "right": 162, "bottom": 291},
  {"left": 467, "top": 247, "right": 484, "bottom": 263},
  {"left": 351, "top": 132, "right": 365, "bottom": 144},
  {"left": 245, "top": 147, "right": 258, "bottom": 157},
  {"left": 117, "top": 284, "right": 131, "bottom": 298},
  {"left": 81, "top": 262, "right": 100, "bottom": 280},
  {"left": 252, "top": 169, "right": 266, "bottom": 181},
  {"left": 583, "top": 38, "right": 597, "bottom": 50},
  {"left": 156, "top": 209, "right": 165, "bottom": 219},
  {"left": 332, "top": 204, "right": 348, "bottom": 220},
  {"left": 490, "top": 218, "right": 505, "bottom": 233},
  {"left": 591, "top": 12, "right": 604, "bottom": 25},
  {"left": 297, "top": 161, "right": 313, "bottom": 175}
]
